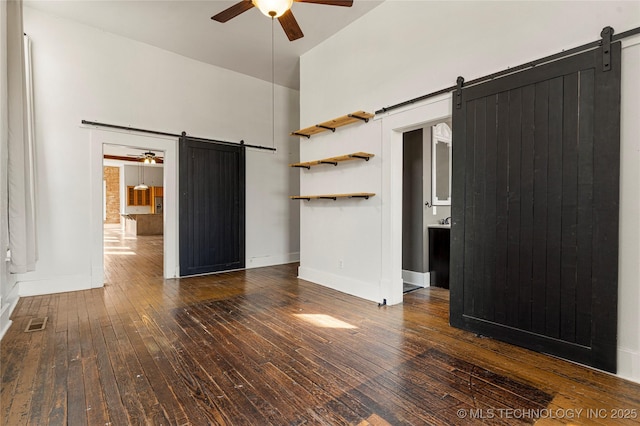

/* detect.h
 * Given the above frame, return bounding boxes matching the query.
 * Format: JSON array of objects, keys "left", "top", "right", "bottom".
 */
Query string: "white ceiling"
[{"left": 25, "top": 0, "right": 383, "bottom": 90}]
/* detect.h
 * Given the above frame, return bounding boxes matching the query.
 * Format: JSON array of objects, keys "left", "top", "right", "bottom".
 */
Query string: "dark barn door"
[
  {"left": 450, "top": 42, "right": 621, "bottom": 372},
  {"left": 179, "top": 138, "right": 245, "bottom": 276}
]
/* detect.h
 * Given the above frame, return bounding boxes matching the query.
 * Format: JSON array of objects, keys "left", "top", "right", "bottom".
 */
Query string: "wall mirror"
[{"left": 432, "top": 122, "right": 452, "bottom": 206}]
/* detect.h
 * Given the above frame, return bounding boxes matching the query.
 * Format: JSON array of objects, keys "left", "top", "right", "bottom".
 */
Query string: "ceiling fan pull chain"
[{"left": 272, "top": 17, "right": 275, "bottom": 149}]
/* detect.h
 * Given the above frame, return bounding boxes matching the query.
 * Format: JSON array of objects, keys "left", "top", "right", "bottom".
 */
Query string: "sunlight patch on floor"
[
  {"left": 294, "top": 313, "right": 357, "bottom": 329},
  {"left": 357, "top": 413, "right": 393, "bottom": 426}
]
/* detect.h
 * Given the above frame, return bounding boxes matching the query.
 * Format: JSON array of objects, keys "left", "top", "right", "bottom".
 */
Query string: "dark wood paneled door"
[
  {"left": 451, "top": 42, "right": 621, "bottom": 372},
  {"left": 179, "top": 138, "right": 245, "bottom": 276}
]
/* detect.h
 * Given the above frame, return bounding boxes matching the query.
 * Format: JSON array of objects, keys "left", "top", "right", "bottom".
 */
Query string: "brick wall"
[{"left": 104, "top": 166, "right": 120, "bottom": 224}]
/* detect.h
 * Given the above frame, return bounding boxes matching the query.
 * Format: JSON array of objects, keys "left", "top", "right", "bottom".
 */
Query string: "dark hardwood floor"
[{"left": 2, "top": 225, "right": 640, "bottom": 425}]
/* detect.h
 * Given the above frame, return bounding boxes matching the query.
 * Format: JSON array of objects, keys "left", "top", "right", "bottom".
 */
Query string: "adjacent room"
[{"left": 2, "top": 0, "right": 639, "bottom": 424}]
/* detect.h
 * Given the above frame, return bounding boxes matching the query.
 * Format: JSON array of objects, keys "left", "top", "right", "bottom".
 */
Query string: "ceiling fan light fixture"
[{"left": 252, "top": 0, "right": 293, "bottom": 18}]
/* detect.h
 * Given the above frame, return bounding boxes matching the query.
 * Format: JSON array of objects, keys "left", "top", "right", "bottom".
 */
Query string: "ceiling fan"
[
  {"left": 126, "top": 151, "right": 163, "bottom": 164},
  {"left": 211, "top": 0, "right": 354, "bottom": 41}
]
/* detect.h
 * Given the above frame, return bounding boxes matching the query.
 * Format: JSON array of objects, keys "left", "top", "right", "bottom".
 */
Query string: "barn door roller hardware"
[
  {"left": 455, "top": 76, "right": 465, "bottom": 109},
  {"left": 601, "top": 26, "right": 613, "bottom": 72}
]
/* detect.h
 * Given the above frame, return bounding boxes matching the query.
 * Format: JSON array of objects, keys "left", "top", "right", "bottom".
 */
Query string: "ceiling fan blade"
[
  {"left": 294, "top": 0, "right": 353, "bottom": 6},
  {"left": 211, "top": 0, "right": 255, "bottom": 23},
  {"left": 278, "top": 9, "right": 304, "bottom": 41}
]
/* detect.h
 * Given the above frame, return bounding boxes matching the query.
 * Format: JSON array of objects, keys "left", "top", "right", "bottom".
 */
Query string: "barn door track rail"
[
  {"left": 81, "top": 120, "right": 277, "bottom": 152},
  {"left": 375, "top": 25, "right": 640, "bottom": 115}
]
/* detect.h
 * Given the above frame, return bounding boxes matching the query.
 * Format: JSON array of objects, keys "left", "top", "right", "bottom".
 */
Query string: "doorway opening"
[
  {"left": 103, "top": 145, "right": 166, "bottom": 284},
  {"left": 401, "top": 121, "right": 452, "bottom": 297},
  {"left": 89, "top": 128, "right": 179, "bottom": 289},
  {"left": 379, "top": 93, "right": 451, "bottom": 305}
]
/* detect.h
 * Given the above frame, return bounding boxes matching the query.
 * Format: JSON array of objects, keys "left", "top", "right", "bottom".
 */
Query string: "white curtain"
[
  {"left": 2, "top": 0, "right": 37, "bottom": 274},
  {"left": 1, "top": 0, "right": 10, "bottom": 287}
]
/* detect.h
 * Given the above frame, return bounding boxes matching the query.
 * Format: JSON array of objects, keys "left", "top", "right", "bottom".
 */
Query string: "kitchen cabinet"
[
  {"left": 428, "top": 226, "right": 450, "bottom": 289},
  {"left": 127, "top": 186, "right": 164, "bottom": 210},
  {"left": 127, "top": 186, "right": 150, "bottom": 206}
]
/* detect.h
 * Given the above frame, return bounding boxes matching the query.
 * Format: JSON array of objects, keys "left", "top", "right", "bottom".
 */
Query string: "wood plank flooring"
[{"left": 2, "top": 225, "right": 640, "bottom": 425}]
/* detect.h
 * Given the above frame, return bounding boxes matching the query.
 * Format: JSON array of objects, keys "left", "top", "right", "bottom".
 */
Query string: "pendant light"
[{"left": 133, "top": 159, "right": 148, "bottom": 191}]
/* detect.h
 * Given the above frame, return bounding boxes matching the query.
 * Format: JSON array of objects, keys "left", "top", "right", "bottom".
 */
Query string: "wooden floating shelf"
[
  {"left": 291, "top": 111, "right": 375, "bottom": 138},
  {"left": 290, "top": 193, "right": 376, "bottom": 201},
  {"left": 290, "top": 152, "right": 375, "bottom": 169}
]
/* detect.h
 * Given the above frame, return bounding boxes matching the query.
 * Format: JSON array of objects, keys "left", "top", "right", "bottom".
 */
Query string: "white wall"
[
  {"left": 297, "top": 120, "right": 383, "bottom": 302},
  {"left": 618, "top": 35, "right": 640, "bottom": 384},
  {"left": 124, "top": 163, "right": 163, "bottom": 188},
  {"left": 17, "top": 7, "right": 300, "bottom": 297},
  {"left": 299, "top": 1, "right": 640, "bottom": 383}
]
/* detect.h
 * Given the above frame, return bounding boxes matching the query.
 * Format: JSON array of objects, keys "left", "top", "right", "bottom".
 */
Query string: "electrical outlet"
[{"left": 339, "top": 259, "right": 344, "bottom": 269}]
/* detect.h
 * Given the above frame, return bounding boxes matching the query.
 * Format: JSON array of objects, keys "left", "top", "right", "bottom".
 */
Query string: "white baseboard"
[
  {"left": 617, "top": 346, "right": 640, "bottom": 385},
  {"left": 0, "top": 284, "right": 20, "bottom": 341},
  {"left": 298, "top": 266, "right": 381, "bottom": 304},
  {"left": 247, "top": 252, "right": 300, "bottom": 269},
  {"left": 402, "top": 270, "right": 430, "bottom": 287},
  {"left": 19, "top": 274, "right": 93, "bottom": 297}
]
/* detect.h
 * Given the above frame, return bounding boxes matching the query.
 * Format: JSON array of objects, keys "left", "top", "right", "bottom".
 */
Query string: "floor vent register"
[{"left": 24, "top": 317, "right": 48, "bottom": 332}]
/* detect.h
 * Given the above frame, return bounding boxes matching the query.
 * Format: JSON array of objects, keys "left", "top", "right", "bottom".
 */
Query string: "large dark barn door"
[
  {"left": 450, "top": 42, "right": 621, "bottom": 372},
  {"left": 179, "top": 138, "right": 245, "bottom": 276}
]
